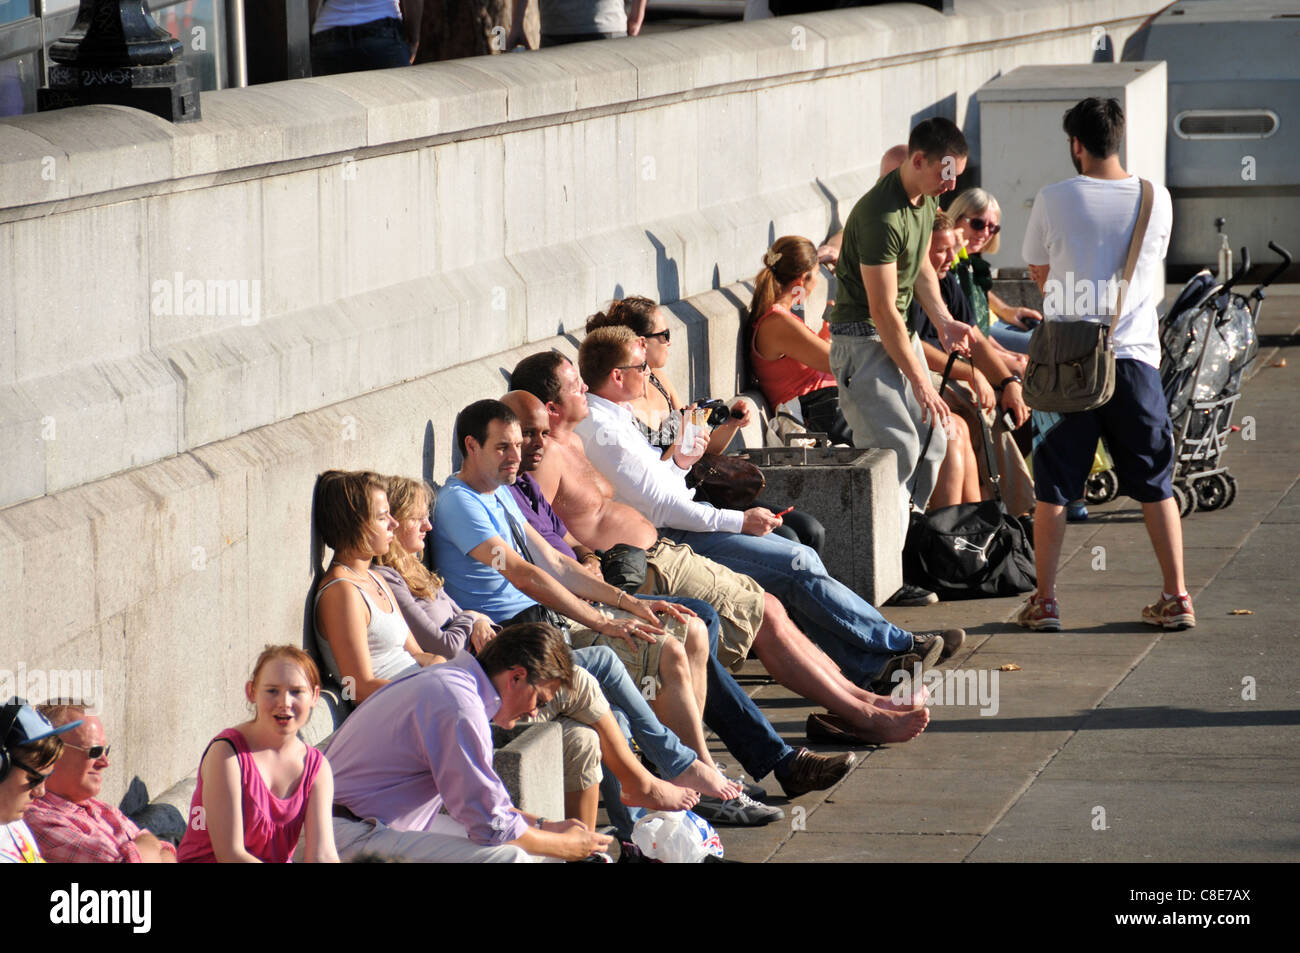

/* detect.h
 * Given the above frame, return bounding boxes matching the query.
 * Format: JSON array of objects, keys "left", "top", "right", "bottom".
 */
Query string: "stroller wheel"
[
  {"left": 1194, "top": 473, "right": 1233, "bottom": 512},
  {"left": 1085, "top": 469, "right": 1119, "bottom": 505},
  {"left": 1172, "top": 483, "right": 1195, "bottom": 518},
  {"left": 1222, "top": 473, "right": 1238, "bottom": 509}
]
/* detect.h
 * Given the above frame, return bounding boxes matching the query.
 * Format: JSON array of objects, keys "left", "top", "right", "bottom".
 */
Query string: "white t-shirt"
[
  {"left": 1022, "top": 174, "right": 1172, "bottom": 368},
  {"left": 0, "top": 820, "right": 44, "bottom": 863}
]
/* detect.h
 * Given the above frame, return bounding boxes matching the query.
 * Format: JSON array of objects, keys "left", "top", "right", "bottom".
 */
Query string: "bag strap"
[
  {"left": 909, "top": 351, "right": 962, "bottom": 507},
  {"left": 941, "top": 383, "right": 1004, "bottom": 499},
  {"left": 1109, "top": 178, "right": 1154, "bottom": 332}
]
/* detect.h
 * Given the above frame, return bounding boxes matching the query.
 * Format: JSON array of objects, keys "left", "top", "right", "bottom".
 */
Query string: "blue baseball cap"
[{"left": 1, "top": 697, "right": 83, "bottom": 749}]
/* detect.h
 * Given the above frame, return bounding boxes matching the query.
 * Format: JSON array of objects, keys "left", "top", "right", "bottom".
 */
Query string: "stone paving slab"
[{"left": 709, "top": 291, "right": 1300, "bottom": 864}]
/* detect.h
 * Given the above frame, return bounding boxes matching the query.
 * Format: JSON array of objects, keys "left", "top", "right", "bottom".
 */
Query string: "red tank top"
[{"left": 750, "top": 304, "right": 836, "bottom": 408}]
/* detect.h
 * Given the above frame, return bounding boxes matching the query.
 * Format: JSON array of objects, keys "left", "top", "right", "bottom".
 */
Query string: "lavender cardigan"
[{"left": 372, "top": 565, "right": 482, "bottom": 657}]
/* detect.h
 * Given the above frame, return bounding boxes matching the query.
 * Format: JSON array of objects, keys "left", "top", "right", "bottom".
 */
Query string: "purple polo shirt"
[
  {"left": 325, "top": 652, "right": 529, "bottom": 845},
  {"left": 508, "top": 472, "right": 577, "bottom": 560}
]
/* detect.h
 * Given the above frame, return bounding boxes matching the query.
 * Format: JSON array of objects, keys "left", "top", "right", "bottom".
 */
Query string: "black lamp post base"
[
  {"left": 39, "top": 63, "right": 202, "bottom": 123},
  {"left": 36, "top": 0, "right": 203, "bottom": 124}
]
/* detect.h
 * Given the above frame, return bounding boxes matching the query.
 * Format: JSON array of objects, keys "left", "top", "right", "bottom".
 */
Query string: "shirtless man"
[{"left": 510, "top": 351, "right": 932, "bottom": 753}]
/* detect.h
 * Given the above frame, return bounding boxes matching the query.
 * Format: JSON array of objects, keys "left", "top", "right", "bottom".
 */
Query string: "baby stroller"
[{"left": 1156, "top": 240, "right": 1292, "bottom": 516}]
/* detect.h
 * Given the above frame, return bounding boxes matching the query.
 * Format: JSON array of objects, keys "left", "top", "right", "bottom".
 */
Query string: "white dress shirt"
[{"left": 576, "top": 394, "right": 745, "bottom": 534}]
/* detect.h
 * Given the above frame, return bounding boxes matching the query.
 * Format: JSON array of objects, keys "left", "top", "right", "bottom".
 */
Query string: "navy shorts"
[{"left": 1031, "top": 359, "right": 1174, "bottom": 506}]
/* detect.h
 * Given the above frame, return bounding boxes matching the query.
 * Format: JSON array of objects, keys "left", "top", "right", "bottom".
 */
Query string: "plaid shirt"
[{"left": 26, "top": 792, "right": 177, "bottom": 864}]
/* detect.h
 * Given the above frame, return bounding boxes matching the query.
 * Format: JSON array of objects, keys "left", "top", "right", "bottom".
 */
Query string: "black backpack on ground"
[{"left": 902, "top": 354, "right": 1037, "bottom": 600}]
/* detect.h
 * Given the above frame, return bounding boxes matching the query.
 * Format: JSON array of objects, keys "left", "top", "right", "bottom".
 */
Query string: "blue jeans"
[
  {"left": 599, "top": 596, "right": 796, "bottom": 838},
  {"left": 311, "top": 18, "right": 410, "bottom": 76},
  {"left": 661, "top": 529, "right": 913, "bottom": 686},
  {"left": 990, "top": 321, "right": 1033, "bottom": 354}
]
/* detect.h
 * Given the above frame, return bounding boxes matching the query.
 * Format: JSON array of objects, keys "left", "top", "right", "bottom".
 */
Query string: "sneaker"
[
  {"left": 1142, "top": 592, "right": 1196, "bottom": 630},
  {"left": 1014, "top": 594, "right": 1061, "bottom": 632},
  {"left": 775, "top": 747, "right": 856, "bottom": 798},
  {"left": 886, "top": 583, "right": 939, "bottom": 607},
  {"left": 868, "top": 652, "right": 921, "bottom": 695},
  {"left": 912, "top": 628, "right": 966, "bottom": 662},
  {"left": 1066, "top": 501, "right": 1089, "bottom": 522},
  {"left": 908, "top": 633, "right": 945, "bottom": 667},
  {"left": 692, "top": 791, "right": 785, "bottom": 826}
]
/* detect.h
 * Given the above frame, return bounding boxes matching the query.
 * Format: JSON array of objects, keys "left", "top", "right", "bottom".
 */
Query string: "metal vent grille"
[{"left": 1174, "top": 110, "right": 1279, "bottom": 140}]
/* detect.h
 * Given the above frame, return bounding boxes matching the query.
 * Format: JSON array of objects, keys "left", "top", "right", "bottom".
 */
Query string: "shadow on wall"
[{"left": 645, "top": 230, "right": 681, "bottom": 305}]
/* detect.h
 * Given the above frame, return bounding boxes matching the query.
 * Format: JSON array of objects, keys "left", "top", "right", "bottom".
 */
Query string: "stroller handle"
[
  {"left": 1220, "top": 246, "right": 1251, "bottom": 295},
  {"left": 1259, "top": 241, "right": 1293, "bottom": 291}
]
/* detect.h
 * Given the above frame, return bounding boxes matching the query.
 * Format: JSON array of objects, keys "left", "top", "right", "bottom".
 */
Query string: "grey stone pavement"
[{"left": 708, "top": 285, "right": 1300, "bottom": 864}]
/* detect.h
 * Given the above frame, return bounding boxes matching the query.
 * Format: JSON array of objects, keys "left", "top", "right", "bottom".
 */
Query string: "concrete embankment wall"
[{"left": 0, "top": 0, "right": 1161, "bottom": 804}]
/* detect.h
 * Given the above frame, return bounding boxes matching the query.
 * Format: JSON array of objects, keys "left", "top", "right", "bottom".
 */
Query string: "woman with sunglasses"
[
  {"left": 587, "top": 296, "right": 753, "bottom": 459},
  {"left": 948, "top": 190, "right": 1040, "bottom": 363},
  {"left": 0, "top": 698, "right": 78, "bottom": 863},
  {"left": 587, "top": 297, "right": 824, "bottom": 551}
]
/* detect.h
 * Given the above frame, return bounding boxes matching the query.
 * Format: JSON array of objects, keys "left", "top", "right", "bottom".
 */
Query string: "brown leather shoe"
[
  {"left": 776, "top": 747, "right": 856, "bottom": 798},
  {"left": 805, "top": 712, "right": 884, "bottom": 747}
]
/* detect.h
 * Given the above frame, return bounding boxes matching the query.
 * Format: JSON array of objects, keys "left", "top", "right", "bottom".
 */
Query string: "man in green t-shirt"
[{"left": 827, "top": 119, "right": 976, "bottom": 592}]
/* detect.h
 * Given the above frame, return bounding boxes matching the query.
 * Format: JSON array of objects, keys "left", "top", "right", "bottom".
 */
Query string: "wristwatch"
[{"left": 998, "top": 373, "right": 1022, "bottom": 390}]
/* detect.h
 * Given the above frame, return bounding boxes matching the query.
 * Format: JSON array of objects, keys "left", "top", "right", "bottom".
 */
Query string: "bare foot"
[
  {"left": 871, "top": 682, "right": 930, "bottom": 710},
  {"left": 620, "top": 774, "right": 701, "bottom": 813},
  {"left": 840, "top": 703, "right": 930, "bottom": 744},
  {"left": 670, "top": 761, "right": 742, "bottom": 801}
]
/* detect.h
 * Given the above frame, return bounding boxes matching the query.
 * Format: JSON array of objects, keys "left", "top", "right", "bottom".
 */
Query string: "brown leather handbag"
[{"left": 687, "top": 453, "right": 766, "bottom": 510}]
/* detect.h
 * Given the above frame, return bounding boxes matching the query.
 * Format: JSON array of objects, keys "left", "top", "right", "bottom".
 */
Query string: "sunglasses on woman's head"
[{"left": 964, "top": 216, "right": 1001, "bottom": 235}]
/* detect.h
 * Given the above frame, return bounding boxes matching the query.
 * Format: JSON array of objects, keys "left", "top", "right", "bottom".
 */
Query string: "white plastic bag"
[{"left": 631, "top": 810, "right": 724, "bottom": 863}]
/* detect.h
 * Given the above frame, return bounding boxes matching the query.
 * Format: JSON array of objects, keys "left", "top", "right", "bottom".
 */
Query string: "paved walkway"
[{"left": 710, "top": 286, "right": 1300, "bottom": 863}]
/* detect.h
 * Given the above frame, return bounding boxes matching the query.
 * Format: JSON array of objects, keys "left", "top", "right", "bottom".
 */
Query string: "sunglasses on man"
[{"left": 65, "top": 741, "right": 111, "bottom": 760}]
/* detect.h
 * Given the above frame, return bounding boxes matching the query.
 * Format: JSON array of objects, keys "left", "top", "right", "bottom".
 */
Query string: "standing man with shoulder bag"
[{"left": 1016, "top": 97, "right": 1192, "bottom": 633}]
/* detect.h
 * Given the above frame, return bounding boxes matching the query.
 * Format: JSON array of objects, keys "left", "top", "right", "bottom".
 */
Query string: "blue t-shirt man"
[{"left": 431, "top": 476, "right": 536, "bottom": 622}]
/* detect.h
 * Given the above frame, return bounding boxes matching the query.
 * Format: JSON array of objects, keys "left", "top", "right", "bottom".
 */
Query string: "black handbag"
[
  {"left": 902, "top": 354, "right": 1037, "bottom": 600},
  {"left": 599, "top": 543, "right": 649, "bottom": 593}
]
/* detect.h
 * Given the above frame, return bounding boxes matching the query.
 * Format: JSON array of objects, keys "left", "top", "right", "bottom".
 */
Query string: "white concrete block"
[
  {"left": 1, "top": 494, "right": 97, "bottom": 641},
  {"left": 18, "top": 354, "right": 178, "bottom": 496},
  {"left": 508, "top": 241, "right": 599, "bottom": 342},
  {"left": 0, "top": 386, "right": 45, "bottom": 507},
  {"left": 571, "top": 114, "right": 637, "bottom": 238},
  {"left": 402, "top": 62, "right": 508, "bottom": 134},
  {"left": 459, "top": 55, "right": 577, "bottom": 122},
  {"left": 9, "top": 202, "right": 149, "bottom": 381},
  {"left": 145, "top": 181, "right": 265, "bottom": 347},
  {"left": 696, "top": 92, "right": 758, "bottom": 212},
  {"left": 0, "top": 124, "right": 71, "bottom": 208},
  {"left": 163, "top": 325, "right": 279, "bottom": 450},
  {"left": 634, "top": 101, "right": 700, "bottom": 226},
  {"left": 443, "top": 260, "right": 529, "bottom": 362},
  {"left": 339, "top": 150, "right": 425, "bottom": 297},
  {"left": 432, "top": 136, "right": 506, "bottom": 272},
  {"left": 299, "top": 70, "right": 441, "bottom": 145},
  {"left": 0, "top": 105, "right": 173, "bottom": 202},
  {"left": 261, "top": 169, "right": 324, "bottom": 318}
]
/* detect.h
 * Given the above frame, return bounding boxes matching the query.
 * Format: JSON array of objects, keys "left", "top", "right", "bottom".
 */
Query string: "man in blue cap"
[{"left": 0, "top": 698, "right": 81, "bottom": 863}]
